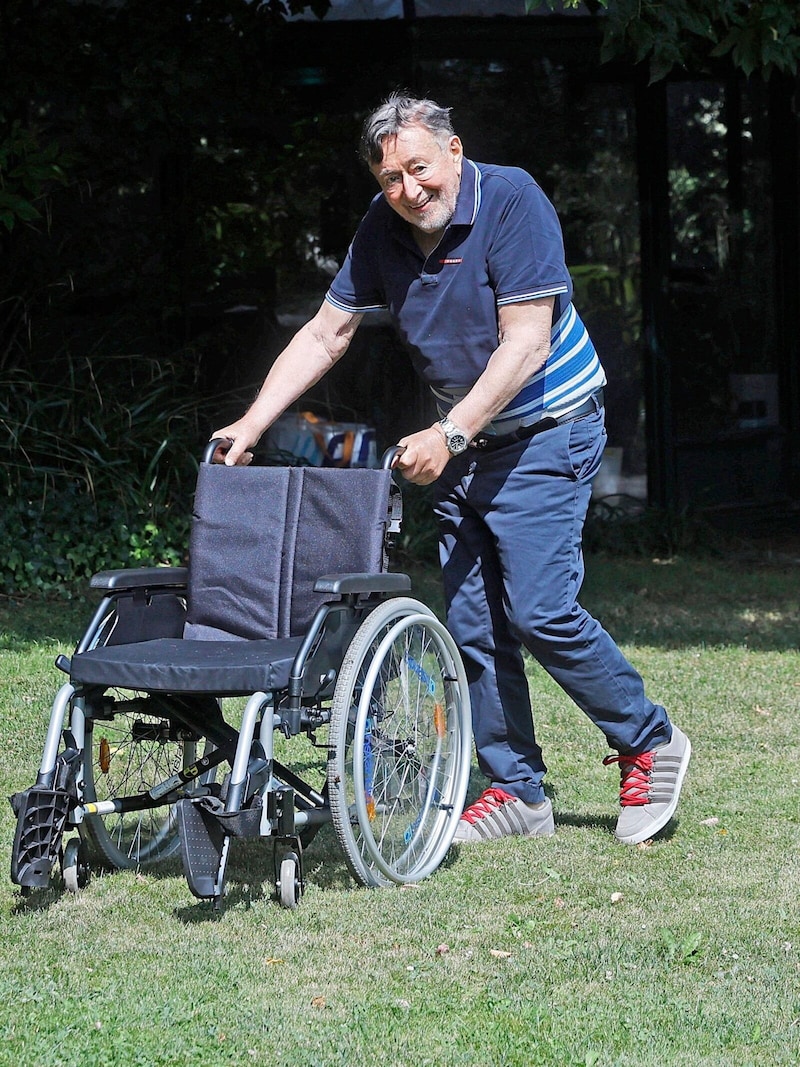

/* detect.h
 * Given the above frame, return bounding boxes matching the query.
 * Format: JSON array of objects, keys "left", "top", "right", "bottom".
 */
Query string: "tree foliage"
[
  {"left": 537, "top": 0, "right": 800, "bottom": 80},
  {"left": 0, "top": 0, "right": 339, "bottom": 371},
  {"left": 0, "top": 0, "right": 340, "bottom": 591},
  {"left": 1, "top": 0, "right": 796, "bottom": 592}
]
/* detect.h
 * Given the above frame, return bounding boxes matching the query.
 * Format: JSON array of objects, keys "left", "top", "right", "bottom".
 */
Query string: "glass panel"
[
  {"left": 667, "top": 78, "right": 777, "bottom": 436},
  {"left": 667, "top": 77, "right": 781, "bottom": 506},
  {"left": 418, "top": 57, "right": 645, "bottom": 497}
]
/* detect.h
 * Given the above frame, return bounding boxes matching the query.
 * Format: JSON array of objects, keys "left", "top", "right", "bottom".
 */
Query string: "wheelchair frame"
[{"left": 10, "top": 444, "right": 472, "bottom": 909}]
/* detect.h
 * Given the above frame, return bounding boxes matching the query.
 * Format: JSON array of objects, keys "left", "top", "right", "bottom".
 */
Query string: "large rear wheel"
[
  {"left": 80, "top": 701, "right": 215, "bottom": 870},
  {"left": 328, "top": 598, "right": 471, "bottom": 888}
]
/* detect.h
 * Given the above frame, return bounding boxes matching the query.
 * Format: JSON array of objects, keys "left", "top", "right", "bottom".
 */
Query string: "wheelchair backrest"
[{"left": 184, "top": 462, "right": 396, "bottom": 641}]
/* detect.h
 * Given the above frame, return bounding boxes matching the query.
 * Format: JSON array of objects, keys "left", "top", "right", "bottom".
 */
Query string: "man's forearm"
[
  {"left": 212, "top": 302, "right": 363, "bottom": 465},
  {"left": 239, "top": 322, "right": 341, "bottom": 438},
  {"left": 449, "top": 340, "right": 549, "bottom": 439}
]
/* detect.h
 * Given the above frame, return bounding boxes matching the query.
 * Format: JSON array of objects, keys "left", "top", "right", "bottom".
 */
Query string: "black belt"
[{"left": 471, "top": 389, "right": 604, "bottom": 452}]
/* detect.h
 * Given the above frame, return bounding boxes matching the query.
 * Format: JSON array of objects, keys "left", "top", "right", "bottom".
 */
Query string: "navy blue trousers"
[{"left": 433, "top": 405, "right": 672, "bottom": 805}]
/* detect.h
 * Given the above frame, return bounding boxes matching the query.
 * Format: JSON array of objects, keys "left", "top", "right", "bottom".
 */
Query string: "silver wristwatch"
[{"left": 438, "top": 416, "right": 469, "bottom": 456}]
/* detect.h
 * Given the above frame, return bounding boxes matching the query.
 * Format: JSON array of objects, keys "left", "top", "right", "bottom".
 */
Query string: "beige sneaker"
[
  {"left": 604, "top": 725, "right": 692, "bottom": 845},
  {"left": 452, "top": 787, "right": 555, "bottom": 844}
]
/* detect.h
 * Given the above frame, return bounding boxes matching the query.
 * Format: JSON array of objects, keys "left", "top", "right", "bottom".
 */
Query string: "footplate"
[
  {"left": 9, "top": 787, "right": 72, "bottom": 889},
  {"left": 177, "top": 798, "right": 229, "bottom": 900},
  {"left": 177, "top": 795, "right": 265, "bottom": 900}
]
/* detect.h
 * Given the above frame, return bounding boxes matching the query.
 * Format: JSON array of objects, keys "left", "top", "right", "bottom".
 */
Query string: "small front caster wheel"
[
  {"left": 278, "top": 853, "right": 302, "bottom": 909},
  {"left": 62, "top": 838, "right": 90, "bottom": 893}
]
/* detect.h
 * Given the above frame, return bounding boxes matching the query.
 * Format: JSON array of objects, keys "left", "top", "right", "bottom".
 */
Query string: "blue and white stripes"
[{"left": 432, "top": 302, "right": 606, "bottom": 435}]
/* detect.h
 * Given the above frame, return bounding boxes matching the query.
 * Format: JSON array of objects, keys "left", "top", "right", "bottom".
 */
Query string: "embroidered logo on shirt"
[{"left": 439, "top": 258, "right": 463, "bottom": 265}]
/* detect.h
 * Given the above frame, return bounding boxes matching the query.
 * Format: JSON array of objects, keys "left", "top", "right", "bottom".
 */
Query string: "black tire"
[
  {"left": 62, "top": 836, "right": 90, "bottom": 892},
  {"left": 80, "top": 703, "right": 215, "bottom": 870}
]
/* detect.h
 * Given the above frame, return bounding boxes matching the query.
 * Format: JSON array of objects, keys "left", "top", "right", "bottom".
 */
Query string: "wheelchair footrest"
[
  {"left": 9, "top": 787, "right": 72, "bottom": 889},
  {"left": 177, "top": 798, "right": 227, "bottom": 899},
  {"left": 177, "top": 796, "right": 263, "bottom": 899}
]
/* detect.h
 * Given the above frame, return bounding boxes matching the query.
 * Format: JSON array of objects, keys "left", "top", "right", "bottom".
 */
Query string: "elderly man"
[{"left": 213, "top": 94, "right": 691, "bottom": 847}]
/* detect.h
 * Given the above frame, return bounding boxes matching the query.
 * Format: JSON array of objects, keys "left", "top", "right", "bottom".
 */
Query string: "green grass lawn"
[{"left": 1, "top": 550, "right": 799, "bottom": 1067}]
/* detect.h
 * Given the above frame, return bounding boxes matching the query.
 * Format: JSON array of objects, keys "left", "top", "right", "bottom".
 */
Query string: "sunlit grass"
[{"left": 1, "top": 550, "right": 799, "bottom": 1066}]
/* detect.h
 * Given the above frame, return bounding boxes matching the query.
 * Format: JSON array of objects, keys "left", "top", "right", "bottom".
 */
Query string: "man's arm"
[
  {"left": 212, "top": 301, "right": 364, "bottom": 465},
  {"left": 394, "top": 297, "right": 553, "bottom": 484}
]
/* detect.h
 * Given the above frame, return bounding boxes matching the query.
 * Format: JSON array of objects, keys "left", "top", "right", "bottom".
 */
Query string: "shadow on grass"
[
  {"left": 171, "top": 833, "right": 370, "bottom": 922},
  {"left": 172, "top": 817, "right": 469, "bottom": 921},
  {"left": 0, "top": 594, "right": 92, "bottom": 649},
  {"left": 9, "top": 853, "right": 186, "bottom": 916},
  {"left": 553, "top": 811, "right": 617, "bottom": 834},
  {"left": 11, "top": 884, "right": 66, "bottom": 915},
  {"left": 8, "top": 833, "right": 356, "bottom": 919},
  {"left": 552, "top": 811, "right": 681, "bottom": 846}
]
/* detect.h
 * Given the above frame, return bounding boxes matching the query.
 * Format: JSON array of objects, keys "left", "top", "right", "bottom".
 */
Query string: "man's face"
[{"left": 370, "top": 123, "right": 463, "bottom": 237}]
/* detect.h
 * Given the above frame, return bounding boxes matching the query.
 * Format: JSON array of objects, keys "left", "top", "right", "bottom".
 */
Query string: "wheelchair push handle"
[
  {"left": 381, "top": 445, "right": 406, "bottom": 470},
  {"left": 204, "top": 437, "right": 231, "bottom": 465},
  {"left": 205, "top": 437, "right": 405, "bottom": 470},
  {"left": 203, "top": 436, "right": 258, "bottom": 466}
]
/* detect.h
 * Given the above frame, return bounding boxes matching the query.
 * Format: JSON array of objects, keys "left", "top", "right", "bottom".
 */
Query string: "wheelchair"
[{"left": 10, "top": 441, "right": 472, "bottom": 908}]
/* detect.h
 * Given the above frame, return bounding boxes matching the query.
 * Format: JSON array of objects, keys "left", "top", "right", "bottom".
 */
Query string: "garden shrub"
[{"left": 1, "top": 347, "right": 208, "bottom": 596}]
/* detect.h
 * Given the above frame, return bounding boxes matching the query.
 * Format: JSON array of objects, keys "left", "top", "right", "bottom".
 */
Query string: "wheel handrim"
[{"left": 329, "top": 600, "right": 471, "bottom": 888}]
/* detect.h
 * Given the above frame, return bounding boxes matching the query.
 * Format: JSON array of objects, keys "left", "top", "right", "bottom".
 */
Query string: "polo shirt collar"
[{"left": 450, "top": 158, "right": 481, "bottom": 227}]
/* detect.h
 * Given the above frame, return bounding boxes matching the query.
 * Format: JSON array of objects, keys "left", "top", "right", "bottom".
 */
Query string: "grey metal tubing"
[
  {"left": 288, "top": 602, "right": 336, "bottom": 703},
  {"left": 75, "top": 596, "right": 115, "bottom": 655},
  {"left": 258, "top": 702, "right": 276, "bottom": 765},
  {"left": 225, "top": 692, "right": 275, "bottom": 813},
  {"left": 36, "top": 683, "right": 76, "bottom": 787},
  {"left": 69, "top": 695, "right": 86, "bottom": 802},
  {"left": 204, "top": 438, "right": 226, "bottom": 464},
  {"left": 294, "top": 809, "right": 330, "bottom": 828},
  {"left": 381, "top": 445, "right": 404, "bottom": 469}
]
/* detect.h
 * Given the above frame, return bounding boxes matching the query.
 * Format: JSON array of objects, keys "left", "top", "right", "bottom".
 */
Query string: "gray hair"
[{"left": 360, "top": 93, "right": 455, "bottom": 166}]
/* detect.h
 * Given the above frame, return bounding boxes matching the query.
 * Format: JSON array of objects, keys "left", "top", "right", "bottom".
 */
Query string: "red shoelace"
[
  {"left": 460, "top": 787, "right": 516, "bottom": 824},
  {"left": 603, "top": 751, "right": 654, "bottom": 806}
]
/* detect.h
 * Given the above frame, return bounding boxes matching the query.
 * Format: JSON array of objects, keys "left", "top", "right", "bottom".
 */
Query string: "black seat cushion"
[{"left": 69, "top": 637, "right": 304, "bottom": 695}]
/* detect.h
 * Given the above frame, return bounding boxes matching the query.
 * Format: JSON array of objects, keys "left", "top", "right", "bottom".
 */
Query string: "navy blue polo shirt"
[{"left": 327, "top": 159, "right": 605, "bottom": 431}]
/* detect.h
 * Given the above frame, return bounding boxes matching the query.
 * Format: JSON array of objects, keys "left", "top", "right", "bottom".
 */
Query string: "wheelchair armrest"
[
  {"left": 89, "top": 566, "right": 188, "bottom": 592},
  {"left": 314, "top": 572, "right": 412, "bottom": 595}
]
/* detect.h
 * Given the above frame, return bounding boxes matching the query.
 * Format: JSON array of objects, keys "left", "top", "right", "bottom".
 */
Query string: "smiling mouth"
[{"left": 410, "top": 195, "right": 434, "bottom": 212}]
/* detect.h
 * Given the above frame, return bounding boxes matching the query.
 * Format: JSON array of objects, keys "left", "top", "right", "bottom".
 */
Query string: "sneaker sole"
[{"left": 615, "top": 733, "right": 692, "bottom": 845}]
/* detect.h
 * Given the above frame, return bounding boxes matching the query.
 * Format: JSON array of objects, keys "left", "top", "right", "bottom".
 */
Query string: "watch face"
[{"left": 440, "top": 417, "right": 468, "bottom": 455}]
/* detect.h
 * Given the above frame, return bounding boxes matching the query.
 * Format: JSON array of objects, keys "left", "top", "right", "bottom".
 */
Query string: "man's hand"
[
  {"left": 393, "top": 425, "right": 453, "bottom": 484},
  {"left": 209, "top": 422, "right": 258, "bottom": 466}
]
